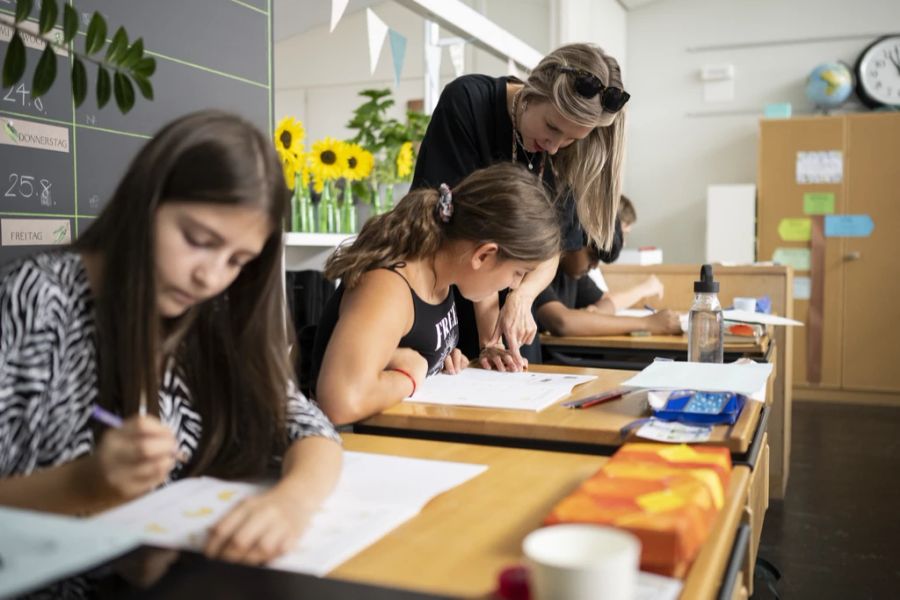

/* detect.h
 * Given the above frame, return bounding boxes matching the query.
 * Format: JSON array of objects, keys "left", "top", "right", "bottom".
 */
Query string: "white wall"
[
  {"left": 274, "top": 0, "right": 551, "bottom": 145},
  {"left": 554, "top": 0, "right": 626, "bottom": 70},
  {"left": 624, "top": 0, "right": 899, "bottom": 263}
]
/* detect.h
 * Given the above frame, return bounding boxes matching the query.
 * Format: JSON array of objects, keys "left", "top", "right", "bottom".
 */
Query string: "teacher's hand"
[{"left": 487, "top": 290, "right": 536, "bottom": 371}]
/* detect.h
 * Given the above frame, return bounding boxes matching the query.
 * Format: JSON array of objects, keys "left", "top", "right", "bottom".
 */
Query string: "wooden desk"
[
  {"left": 540, "top": 332, "right": 771, "bottom": 374},
  {"left": 358, "top": 365, "right": 766, "bottom": 460},
  {"left": 333, "top": 434, "right": 752, "bottom": 600},
  {"left": 599, "top": 264, "right": 793, "bottom": 500}
]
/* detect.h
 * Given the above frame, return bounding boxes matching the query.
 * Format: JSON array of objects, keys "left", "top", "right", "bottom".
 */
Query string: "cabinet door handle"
[{"left": 843, "top": 251, "right": 862, "bottom": 261}]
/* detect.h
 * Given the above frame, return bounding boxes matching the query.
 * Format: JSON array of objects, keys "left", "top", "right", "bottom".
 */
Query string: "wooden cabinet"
[{"left": 758, "top": 113, "right": 900, "bottom": 401}]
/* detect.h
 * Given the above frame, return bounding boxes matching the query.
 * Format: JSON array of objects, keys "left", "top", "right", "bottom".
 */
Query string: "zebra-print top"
[{"left": 0, "top": 251, "right": 340, "bottom": 483}]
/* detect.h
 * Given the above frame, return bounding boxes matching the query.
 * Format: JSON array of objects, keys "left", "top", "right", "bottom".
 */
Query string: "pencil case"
[{"left": 652, "top": 390, "right": 745, "bottom": 426}]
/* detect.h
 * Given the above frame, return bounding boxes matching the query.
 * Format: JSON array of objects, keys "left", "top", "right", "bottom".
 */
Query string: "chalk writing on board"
[
  {"left": 4, "top": 174, "right": 54, "bottom": 207},
  {"left": 3, "top": 84, "right": 46, "bottom": 114}
]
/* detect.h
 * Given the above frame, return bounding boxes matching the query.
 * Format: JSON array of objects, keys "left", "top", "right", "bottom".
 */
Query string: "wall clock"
[{"left": 855, "top": 34, "right": 900, "bottom": 108}]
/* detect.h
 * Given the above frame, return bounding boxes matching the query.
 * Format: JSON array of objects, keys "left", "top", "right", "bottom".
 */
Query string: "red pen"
[{"left": 563, "top": 387, "right": 628, "bottom": 409}]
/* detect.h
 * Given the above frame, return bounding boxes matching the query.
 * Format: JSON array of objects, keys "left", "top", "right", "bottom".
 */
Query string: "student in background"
[
  {"left": 312, "top": 164, "right": 561, "bottom": 425},
  {"left": 0, "top": 111, "right": 342, "bottom": 566},
  {"left": 535, "top": 234, "right": 681, "bottom": 338},
  {"left": 589, "top": 195, "right": 666, "bottom": 310},
  {"left": 413, "top": 43, "right": 629, "bottom": 371}
]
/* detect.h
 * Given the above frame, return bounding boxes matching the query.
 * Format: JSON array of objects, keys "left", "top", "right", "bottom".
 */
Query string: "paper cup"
[
  {"left": 733, "top": 297, "right": 757, "bottom": 312},
  {"left": 523, "top": 524, "right": 641, "bottom": 600}
]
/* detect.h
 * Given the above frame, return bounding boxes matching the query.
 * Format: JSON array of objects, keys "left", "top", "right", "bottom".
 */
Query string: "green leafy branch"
[
  {"left": 2, "top": 0, "right": 156, "bottom": 113},
  {"left": 346, "top": 88, "right": 429, "bottom": 198}
]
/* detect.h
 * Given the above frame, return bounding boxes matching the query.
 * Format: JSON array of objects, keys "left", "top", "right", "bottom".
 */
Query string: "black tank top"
[{"left": 310, "top": 266, "right": 459, "bottom": 396}]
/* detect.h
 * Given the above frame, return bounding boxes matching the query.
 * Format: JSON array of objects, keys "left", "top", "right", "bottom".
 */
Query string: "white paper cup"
[
  {"left": 733, "top": 297, "right": 757, "bottom": 312},
  {"left": 523, "top": 524, "right": 641, "bottom": 600}
]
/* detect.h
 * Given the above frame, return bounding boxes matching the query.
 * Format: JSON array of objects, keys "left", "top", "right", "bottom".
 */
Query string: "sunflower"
[
  {"left": 342, "top": 142, "right": 374, "bottom": 181},
  {"left": 396, "top": 141, "right": 414, "bottom": 179},
  {"left": 309, "top": 137, "right": 346, "bottom": 190},
  {"left": 278, "top": 149, "right": 300, "bottom": 190},
  {"left": 274, "top": 116, "right": 305, "bottom": 157}
]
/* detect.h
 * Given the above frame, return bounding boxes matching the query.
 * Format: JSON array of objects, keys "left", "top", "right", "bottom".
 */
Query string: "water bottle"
[{"left": 688, "top": 264, "right": 723, "bottom": 363}]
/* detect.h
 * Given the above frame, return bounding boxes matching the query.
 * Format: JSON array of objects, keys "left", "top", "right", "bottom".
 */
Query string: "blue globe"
[{"left": 805, "top": 62, "right": 854, "bottom": 109}]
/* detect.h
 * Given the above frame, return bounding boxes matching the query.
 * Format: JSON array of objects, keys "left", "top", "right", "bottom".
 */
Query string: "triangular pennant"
[
  {"left": 388, "top": 29, "right": 407, "bottom": 87},
  {"left": 448, "top": 42, "right": 465, "bottom": 78},
  {"left": 330, "top": 0, "right": 350, "bottom": 32},
  {"left": 366, "top": 9, "right": 389, "bottom": 74}
]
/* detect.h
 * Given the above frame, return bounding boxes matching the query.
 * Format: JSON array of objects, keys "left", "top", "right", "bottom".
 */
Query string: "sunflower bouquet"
[{"left": 274, "top": 116, "right": 314, "bottom": 232}]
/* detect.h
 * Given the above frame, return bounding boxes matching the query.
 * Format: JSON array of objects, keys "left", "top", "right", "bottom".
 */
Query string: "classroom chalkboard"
[{"left": 0, "top": 0, "right": 273, "bottom": 264}]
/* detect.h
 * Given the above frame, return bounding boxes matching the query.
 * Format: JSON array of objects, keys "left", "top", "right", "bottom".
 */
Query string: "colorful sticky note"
[
  {"left": 778, "top": 218, "right": 811, "bottom": 242},
  {"left": 824, "top": 215, "right": 874, "bottom": 237},
  {"left": 773, "top": 247, "right": 811, "bottom": 271},
  {"left": 803, "top": 192, "right": 835, "bottom": 215},
  {"left": 794, "top": 276, "right": 811, "bottom": 300},
  {"left": 764, "top": 102, "right": 792, "bottom": 118}
]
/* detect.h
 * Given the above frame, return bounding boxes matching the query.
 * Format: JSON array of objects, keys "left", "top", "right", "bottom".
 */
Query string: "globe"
[{"left": 805, "top": 62, "right": 854, "bottom": 109}]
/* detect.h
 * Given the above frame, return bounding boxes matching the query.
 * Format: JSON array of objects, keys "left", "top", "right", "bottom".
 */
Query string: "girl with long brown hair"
[
  {"left": 0, "top": 110, "right": 341, "bottom": 566},
  {"left": 413, "top": 43, "right": 629, "bottom": 370},
  {"left": 311, "top": 163, "right": 561, "bottom": 425}
]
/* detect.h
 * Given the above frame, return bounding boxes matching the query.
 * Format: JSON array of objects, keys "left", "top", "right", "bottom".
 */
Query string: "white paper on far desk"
[
  {"left": 91, "top": 451, "right": 487, "bottom": 577},
  {"left": 622, "top": 360, "right": 773, "bottom": 396},
  {"left": 0, "top": 506, "right": 141, "bottom": 598},
  {"left": 723, "top": 309, "right": 803, "bottom": 326},
  {"left": 408, "top": 369, "right": 595, "bottom": 411},
  {"left": 616, "top": 309, "right": 689, "bottom": 332}
]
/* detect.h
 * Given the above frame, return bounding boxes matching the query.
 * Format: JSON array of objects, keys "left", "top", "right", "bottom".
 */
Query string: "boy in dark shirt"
[{"left": 534, "top": 197, "right": 681, "bottom": 338}]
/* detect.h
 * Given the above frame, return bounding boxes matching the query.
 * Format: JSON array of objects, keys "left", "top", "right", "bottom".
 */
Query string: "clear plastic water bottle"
[{"left": 688, "top": 264, "right": 723, "bottom": 363}]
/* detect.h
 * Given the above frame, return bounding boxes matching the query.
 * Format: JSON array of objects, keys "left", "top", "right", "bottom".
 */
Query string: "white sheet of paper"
[
  {"left": 622, "top": 360, "right": 773, "bottom": 395},
  {"left": 0, "top": 506, "right": 141, "bottom": 598},
  {"left": 408, "top": 369, "right": 595, "bottom": 411},
  {"left": 636, "top": 418, "right": 713, "bottom": 443},
  {"left": 636, "top": 570, "right": 684, "bottom": 599},
  {"left": 723, "top": 309, "right": 803, "bottom": 326},
  {"left": 91, "top": 452, "right": 486, "bottom": 576},
  {"left": 616, "top": 309, "right": 688, "bottom": 332}
]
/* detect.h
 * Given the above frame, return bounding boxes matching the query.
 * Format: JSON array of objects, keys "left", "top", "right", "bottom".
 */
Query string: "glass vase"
[
  {"left": 339, "top": 182, "right": 357, "bottom": 233},
  {"left": 291, "top": 175, "right": 314, "bottom": 233},
  {"left": 317, "top": 180, "right": 339, "bottom": 233}
]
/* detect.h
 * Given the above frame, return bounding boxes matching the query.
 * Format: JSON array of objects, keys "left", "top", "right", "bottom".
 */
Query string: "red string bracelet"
[{"left": 389, "top": 367, "right": 417, "bottom": 396}]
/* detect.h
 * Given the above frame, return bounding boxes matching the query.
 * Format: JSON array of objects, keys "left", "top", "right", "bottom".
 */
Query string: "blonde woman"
[{"left": 412, "top": 43, "right": 628, "bottom": 370}]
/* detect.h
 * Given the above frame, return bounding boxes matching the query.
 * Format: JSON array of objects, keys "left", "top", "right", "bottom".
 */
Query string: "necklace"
[{"left": 510, "top": 89, "right": 546, "bottom": 179}]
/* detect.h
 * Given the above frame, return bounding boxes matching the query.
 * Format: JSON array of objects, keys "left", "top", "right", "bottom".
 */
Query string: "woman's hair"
[
  {"left": 326, "top": 163, "right": 561, "bottom": 288},
  {"left": 618, "top": 194, "right": 637, "bottom": 227},
  {"left": 74, "top": 110, "right": 293, "bottom": 479},
  {"left": 518, "top": 43, "right": 627, "bottom": 251}
]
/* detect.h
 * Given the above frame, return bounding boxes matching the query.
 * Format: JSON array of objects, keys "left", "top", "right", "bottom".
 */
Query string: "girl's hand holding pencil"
[{"left": 90, "top": 405, "right": 178, "bottom": 499}]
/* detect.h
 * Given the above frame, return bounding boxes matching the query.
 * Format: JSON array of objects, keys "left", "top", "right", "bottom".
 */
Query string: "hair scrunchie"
[{"left": 437, "top": 183, "right": 454, "bottom": 223}]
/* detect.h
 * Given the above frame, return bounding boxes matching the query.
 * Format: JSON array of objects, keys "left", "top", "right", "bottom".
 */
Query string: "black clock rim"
[{"left": 854, "top": 33, "right": 900, "bottom": 109}]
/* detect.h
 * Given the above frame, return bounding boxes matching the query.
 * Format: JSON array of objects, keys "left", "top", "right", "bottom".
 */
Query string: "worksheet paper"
[
  {"left": 622, "top": 361, "right": 773, "bottom": 396},
  {"left": 91, "top": 452, "right": 487, "bottom": 577},
  {"left": 722, "top": 309, "right": 803, "bottom": 327},
  {"left": 0, "top": 507, "right": 140, "bottom": 598},
  {"left": 616, "top": 309, "right": 689, "bottom": 332},
  {"left": 408, "top": 369, "right": 595, "bottom": 411}
]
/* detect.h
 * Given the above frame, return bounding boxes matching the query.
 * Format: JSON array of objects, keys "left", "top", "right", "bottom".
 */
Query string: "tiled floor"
[{"left": 754, "top": 401, "right": 900, "bottom": 599}]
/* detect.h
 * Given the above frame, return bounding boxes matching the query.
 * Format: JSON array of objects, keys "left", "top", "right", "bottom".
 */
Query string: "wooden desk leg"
[
  {"left": 741, "top": 435, "right": 770, "bottom": 596},
  {"left": 766, "top": 342, "right": 791, "bottom": 499}
]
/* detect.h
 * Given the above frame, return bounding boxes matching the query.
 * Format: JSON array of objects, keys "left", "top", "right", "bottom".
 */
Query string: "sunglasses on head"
[{"left": 558, "top": 66, "right": 630, "bottom": 113}]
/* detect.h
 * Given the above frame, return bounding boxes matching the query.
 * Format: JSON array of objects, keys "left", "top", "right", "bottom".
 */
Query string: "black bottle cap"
[{"left": 694, "top": 264, "right": 719, "bottom": 293}]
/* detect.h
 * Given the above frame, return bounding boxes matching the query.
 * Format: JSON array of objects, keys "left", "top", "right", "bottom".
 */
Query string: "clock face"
[{"left": 857, "top": 35, "right": 900, "bottom": 107}]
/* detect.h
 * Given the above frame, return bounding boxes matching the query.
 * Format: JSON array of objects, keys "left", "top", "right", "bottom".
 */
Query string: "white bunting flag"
[
  {"left": 366, "top": 9, "right": 389, "bottom": 74},
  {"left": 330, "top": 0, "right": 350, "bottom": 32}
]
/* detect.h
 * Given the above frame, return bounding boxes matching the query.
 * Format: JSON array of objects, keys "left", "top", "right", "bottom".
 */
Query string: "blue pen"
[{"left": 91, "top": 405, "right": 123, "bottom": 428}]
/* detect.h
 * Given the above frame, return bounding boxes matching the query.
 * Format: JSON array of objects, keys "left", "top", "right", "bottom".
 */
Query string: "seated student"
[
  {"left": 534, "top": 240, "right": 681, "bottom": 337},
  {"left": 0, "top": 111, "right": 342, "bottom": 567},
  {"left": 312, "top": 163, "right": 561, "bottom": 425}
]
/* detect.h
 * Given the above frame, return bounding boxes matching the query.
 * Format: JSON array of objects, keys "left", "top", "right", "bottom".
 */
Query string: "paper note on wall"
[
  {"left": 824, "top": 214, "right": 874, "bottom": 237},
  {"left": 796, "top": 151, "right": 842, "bottom": 184},
  {"left": 794, "top": 276, "right": 811, "bottom": 300},
  {"left": 773, "top": 247, "right": 811, "bottom": 271},
  {"left": 778, "top": 218, "right": 811, "bottom": 242},
  {"left": 803, "top": 192, "right": 835, "bottom": 215}
]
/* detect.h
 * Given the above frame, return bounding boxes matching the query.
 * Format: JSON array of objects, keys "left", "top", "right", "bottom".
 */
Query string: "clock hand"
[{"left": 890, "top": 47, "right": 900, "bottom": 75}]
